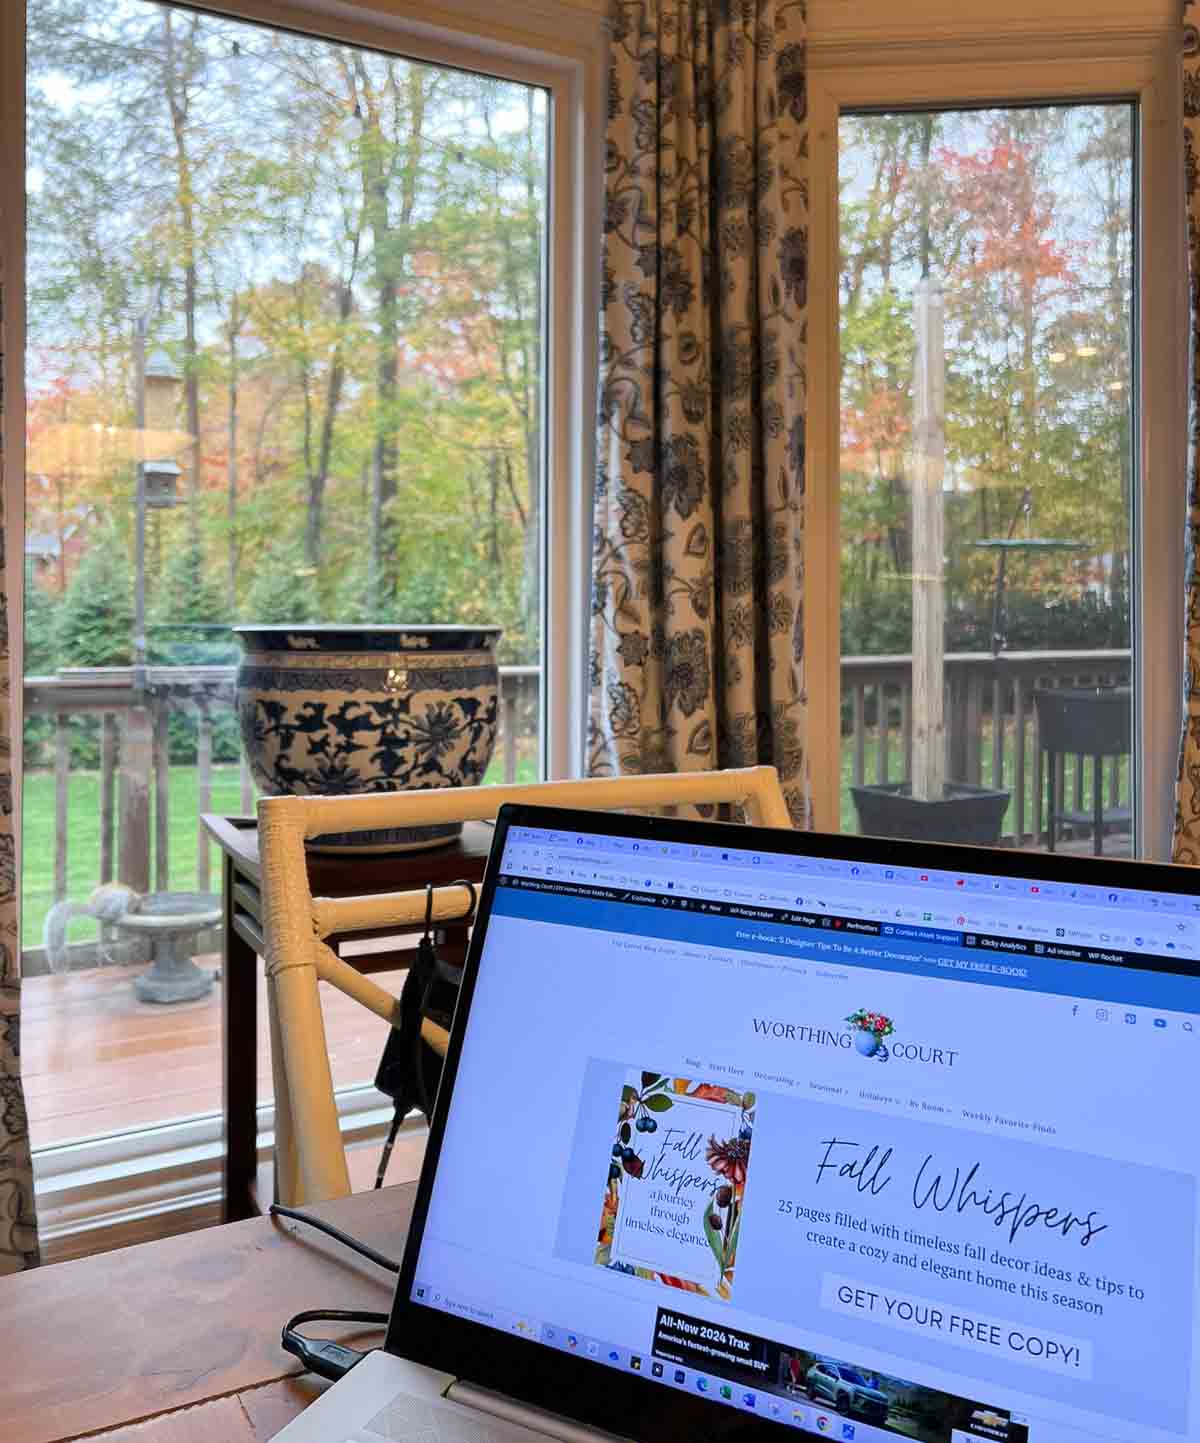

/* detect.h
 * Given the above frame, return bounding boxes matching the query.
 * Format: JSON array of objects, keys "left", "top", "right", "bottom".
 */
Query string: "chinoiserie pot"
[
  {"left": 853, "top": 1029, "right": 881, "bottom": 1057},
  {"left": 234, "top": 624, "right": 502, "bottom": 852}
]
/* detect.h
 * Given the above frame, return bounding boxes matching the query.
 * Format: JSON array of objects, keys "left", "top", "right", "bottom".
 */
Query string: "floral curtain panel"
[
  {"left": 0, "top": 279, "right": 39, "bottom": 1272},
  {"left": 588, "top": 0, "right": 810, "bottom": 826},
  {"left": 1176, "top": 9, "right": 1200, "bottom": 862}
]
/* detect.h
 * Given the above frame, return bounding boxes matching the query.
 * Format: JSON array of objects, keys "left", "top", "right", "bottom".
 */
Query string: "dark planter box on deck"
[{"left": 850, "top": 782, "right": 1011, "bottom": 847}]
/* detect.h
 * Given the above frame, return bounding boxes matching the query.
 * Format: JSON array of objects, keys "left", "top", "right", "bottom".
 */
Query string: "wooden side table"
[{"left": 202, "top": 814, "right": 493, "bottom": 1222}]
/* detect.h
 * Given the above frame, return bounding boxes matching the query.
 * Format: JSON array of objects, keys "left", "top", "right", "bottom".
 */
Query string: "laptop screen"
[{"left": 401, "top": 814, "right": 1200, "bottom": 1443}]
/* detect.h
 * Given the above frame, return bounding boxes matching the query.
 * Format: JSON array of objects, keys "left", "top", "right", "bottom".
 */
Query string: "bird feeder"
[
  {"left": 143, "top": 349, "right": 182, "bottom": 432},
  {"left": 144, "top": 458, "right": 181, "bottom": 509}
]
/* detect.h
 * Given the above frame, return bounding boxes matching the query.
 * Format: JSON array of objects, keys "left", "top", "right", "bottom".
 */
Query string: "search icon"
[{"left": 1185, "top": 1021, "right": 1194, "bottom": 1033}]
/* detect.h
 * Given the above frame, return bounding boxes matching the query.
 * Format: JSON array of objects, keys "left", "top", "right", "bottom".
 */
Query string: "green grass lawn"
[{"left": 21, "top": 753, "right": 538, "bottom": 953}]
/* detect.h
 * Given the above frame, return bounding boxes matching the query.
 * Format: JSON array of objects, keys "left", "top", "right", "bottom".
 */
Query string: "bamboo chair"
[{"left": 258, "top": 766, "right": 793, "bottom": 1206}]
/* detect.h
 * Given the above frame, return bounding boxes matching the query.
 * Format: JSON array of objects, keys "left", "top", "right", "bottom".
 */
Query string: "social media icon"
[
  {"left": 652, "top": 1362, "right": 664, "bottom": 1378},
  {"left": 792, "top": 1408, "right": 807, "bottom": 1427},
  {"left": 1125, "top": 1012, "right": 1137, "bottom": 1025},
  {"left": 674, "top": 1370, "right": 687, "bottom": 1385},
  {"left": 1155, "top": 1018, "right": 1168, "bottom": 1028},
  {"left": 1096, "top": 1007, "right": 1110, "bottom": 1021},
  {"left": 567, "top": 1334, "right": 578, "bottom": 1349},
  {"left": 608, "top": 1350, "right": 620, "bottom": 1363},
  {"left": 842, "top": 1425, "right": 856, "bottom": 1441},
  {"left": 586, "top": 1341, "right": 599, "bottom": 1357},
  {"left": 743, "top": 1393, "right": 757, "bottom": 1409},
  {"left": 770, "top": 1401, "right": 784, "bottom": 1418},
  {"left": 720, "top": 1385, "right": 733, "bottom": 1400}
]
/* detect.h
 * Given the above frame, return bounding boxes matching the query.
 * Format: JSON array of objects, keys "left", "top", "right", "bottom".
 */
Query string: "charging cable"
[
  {"left": 281, "top": 1307, "right": 390, "bottom": 1380},
  {"left": 272, "top": 1203, "right": 399, "bottom": 1380}
]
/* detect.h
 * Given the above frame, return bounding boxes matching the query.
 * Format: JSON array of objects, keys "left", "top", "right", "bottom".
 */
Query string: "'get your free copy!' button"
[{"left": 819, "top": 1273, "right": 1093, "bottom": 1379}]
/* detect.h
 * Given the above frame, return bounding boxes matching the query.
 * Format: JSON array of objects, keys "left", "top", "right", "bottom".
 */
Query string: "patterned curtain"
[
  {"left": 588, "top": 0, "right": 810, "bottom": 826},
  {"left": 1177, "top": 10, "right": 1200, "bottom": 861},
  {"left": 0, "top": 280, "right": 40, "bottom": 1271}
]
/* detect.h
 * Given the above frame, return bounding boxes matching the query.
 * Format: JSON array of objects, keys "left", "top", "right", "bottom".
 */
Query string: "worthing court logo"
[{"left": 846, "top": 1008, "right": 895, "bottom": 1061}]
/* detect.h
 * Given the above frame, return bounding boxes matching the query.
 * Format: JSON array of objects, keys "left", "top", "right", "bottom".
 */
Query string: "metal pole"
[{"left": 133, "top": 315, "right": 148, "bottom": 695}]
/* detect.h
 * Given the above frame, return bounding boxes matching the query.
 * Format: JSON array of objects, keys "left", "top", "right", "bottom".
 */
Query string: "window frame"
[{"left": 804, "top": 6, "right": 1187, "bottom": 860}]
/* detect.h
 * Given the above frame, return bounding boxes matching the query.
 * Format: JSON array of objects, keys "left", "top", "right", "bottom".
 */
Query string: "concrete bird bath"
[
  {"left": 121, "top": 892, "right": 221, "bottom": 1003},
  {"left": 43, "top": 884, "right": 220, "bottom": 1003}
]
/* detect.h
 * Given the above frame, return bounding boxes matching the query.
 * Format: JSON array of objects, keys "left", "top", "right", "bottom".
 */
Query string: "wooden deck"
[
  {"left": 22, "top": 954, "right": 402, "bottom": 1149},
  {"left": 21, "top": 830, "right": 1130, "bottom": 1150}
]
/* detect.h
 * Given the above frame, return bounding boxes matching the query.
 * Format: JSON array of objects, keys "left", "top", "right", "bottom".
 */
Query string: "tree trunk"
[
  {"left": 359, "top": 60, "right": 427, "bottom": 610},
  {"left": 163, "top": 11, "right": 203, "bottom": 548},
  {"left": 227, "top": 295, "right": 241, "bottom": 609},
  {"left": 307, "top": 256, "right": 358, "bottom": 570}
]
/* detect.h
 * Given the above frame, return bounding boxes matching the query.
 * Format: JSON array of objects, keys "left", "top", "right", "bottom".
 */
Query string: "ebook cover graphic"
[{"left": 595, "top": 1069, "right": 754, "bottom": 1300}]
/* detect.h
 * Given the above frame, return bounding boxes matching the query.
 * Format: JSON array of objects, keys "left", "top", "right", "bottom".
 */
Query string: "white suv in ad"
[{"left": 805, "top": 1362, "right": 889, "bottom": 1423}]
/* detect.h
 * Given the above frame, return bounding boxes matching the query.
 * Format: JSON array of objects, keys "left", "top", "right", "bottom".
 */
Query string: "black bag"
[{"left": 372, "top": 881, "right": 474, "bottom": 1186}]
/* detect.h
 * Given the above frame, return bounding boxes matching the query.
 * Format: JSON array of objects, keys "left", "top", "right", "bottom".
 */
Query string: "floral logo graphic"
[{"left": 846, "top": 1008, "right": 895, "bottom": 1061}]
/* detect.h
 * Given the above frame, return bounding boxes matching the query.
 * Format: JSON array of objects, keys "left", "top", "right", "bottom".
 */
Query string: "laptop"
[{"left": 275, "top": 803, "right": 1200, "bottom": 1443}]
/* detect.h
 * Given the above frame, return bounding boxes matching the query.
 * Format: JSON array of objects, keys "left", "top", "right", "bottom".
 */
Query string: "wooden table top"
[
  {"left": 0, "top": 1184, "right": 415, "bottom": 1443},
  {"left": 201, "top": 814, "right": 495, "bottom": 891}
]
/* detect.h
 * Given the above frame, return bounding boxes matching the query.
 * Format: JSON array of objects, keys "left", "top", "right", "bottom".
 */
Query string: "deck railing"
[
  {"left": 841, "top": 648, "right": 1132, "bottom": 843},
  {"left": 22, "top": 663, "right": 540, "bottom": 973},
  {"left": 22, "top": 648, "right": 1133, "bottom": 971}
]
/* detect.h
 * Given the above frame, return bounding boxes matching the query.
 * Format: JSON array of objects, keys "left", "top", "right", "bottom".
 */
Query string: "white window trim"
[
  {"left": 804, "top": 0, "right": 1186, "bottom": 860},
  {"left": 2, "top": 0, "right": 605, "bottom": 1251}
]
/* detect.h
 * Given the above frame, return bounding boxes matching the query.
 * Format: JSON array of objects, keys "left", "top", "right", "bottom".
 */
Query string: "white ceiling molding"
[{"left": 808, "top": 0, "right": 1178, "bottom": 59}]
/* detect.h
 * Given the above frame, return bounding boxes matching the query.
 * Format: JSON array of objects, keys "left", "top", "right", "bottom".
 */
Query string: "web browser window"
[{"left": 411, "top": 824, "right": 1200, "bottom": 1443}]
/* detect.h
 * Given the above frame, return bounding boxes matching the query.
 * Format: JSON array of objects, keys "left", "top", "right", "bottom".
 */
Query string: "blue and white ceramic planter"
[{"left": 234, "top": 624, "right": 502, "bottom": 851}]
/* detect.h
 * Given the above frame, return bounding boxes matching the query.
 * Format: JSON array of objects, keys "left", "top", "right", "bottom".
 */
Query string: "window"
[
  {"left": 9, "top": 0, "right": 602, "bottom": 1247},
  {"left": 804, "top": 5, "right": 1185, "bottom": 861},
  {"left": 837, "top": 103, "right": 1135, "bottom": 854}
]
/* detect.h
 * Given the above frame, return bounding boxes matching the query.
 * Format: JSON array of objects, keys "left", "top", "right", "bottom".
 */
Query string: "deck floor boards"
[{"left": 22, "top": 954, "right": 403, "bottom": 1149}]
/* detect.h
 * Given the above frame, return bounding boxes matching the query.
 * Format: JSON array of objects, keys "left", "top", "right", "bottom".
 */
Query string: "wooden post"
[
  {"left": 118, "top": 705, "right": 153, "bottom": 894},
  {"left": 910, "top": 276, "right": 946, "bottom": 801},
  {"left": 240, "top": 754, "right": 254, "bottom": 815},
  {"left": 197, "top": 709, "right": 213, "bottom": 892},
  {"left": 503, "top": 685, "right": 517, "bottom": 785},
  {"left": 54, "top": 713, "right": 69, "bottom": 904},
  {"left": 154, "top": 701, "right": 170, "bottom": 892},
  {"left": 100, "top": 713, "right": 117, "bottom": 885}
]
